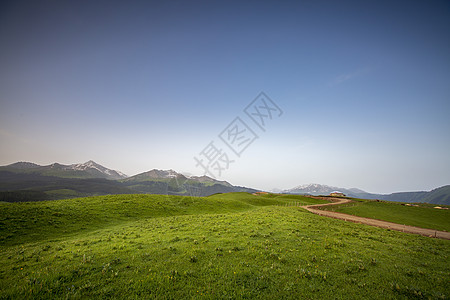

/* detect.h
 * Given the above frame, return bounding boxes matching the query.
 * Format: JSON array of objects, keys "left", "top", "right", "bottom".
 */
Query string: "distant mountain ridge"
[
  {"left": 284, "top": 183, "right": 349, "bottom": 195},
  {"left": 283, "top": 183, "right": 368, "bottom": 197},
  {"left": 7, "top": 162, "right": 40, "bottom": 169},
  {"left": 124, "top": 169, "right": 232, "bottom": 186},
  {"left": 1, "top": 161, "right": 449, "bottom": 205},
  {"left": 282, "top": 183, "right": 450, "bottom": 205},
  {"left": 122, "top": 169, "right": 255, "bottom": 196},
  {"left": 2, "top": 160, "right": 127, "bottom": 180},
  {"left": 0, "top": 161, "right": 258, "bottom": 202},
  {"left": 124, "top": 169, "right": 180, "bottom": 180}
]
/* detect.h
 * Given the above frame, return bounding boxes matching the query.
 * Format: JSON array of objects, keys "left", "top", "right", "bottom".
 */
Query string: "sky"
[{"left": 1, "top": 0, "right": 449, "bottom": 194}]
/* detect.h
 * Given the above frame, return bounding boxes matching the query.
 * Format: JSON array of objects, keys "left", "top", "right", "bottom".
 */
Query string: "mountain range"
[
  {"left": 281, "top": 183, "right": 450, "bottom": 205},
  {"left": 3, "top": 160, "right": 127, "bottom": 180},
  {"left": 0, "top": 161, "right": 258, "bottom": 202},
  {"left": 1, "top": 161, "right": 449, "bottom": 205}
]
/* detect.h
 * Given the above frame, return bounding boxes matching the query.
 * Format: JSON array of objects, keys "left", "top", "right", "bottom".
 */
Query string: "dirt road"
[{"left": 302, "top": 197, "right": 450, "bottom": 240}]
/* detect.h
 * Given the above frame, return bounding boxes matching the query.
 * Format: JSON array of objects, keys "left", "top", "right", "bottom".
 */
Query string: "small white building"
[{"left": 330, "top": 191, "right": 346, "bottom": 197}]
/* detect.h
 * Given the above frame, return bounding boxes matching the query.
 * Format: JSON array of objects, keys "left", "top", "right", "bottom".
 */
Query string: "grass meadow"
[
  {"left": 319, "top": 198, "right": 450, "bottom": 232},
  {"left": 0, "top": 193, "right": 449, "bottom": 299}
]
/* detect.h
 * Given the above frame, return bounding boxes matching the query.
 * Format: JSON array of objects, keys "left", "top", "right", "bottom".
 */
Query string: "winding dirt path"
[{"left": 302, "top": 197, "right": 450, "bottom": 240}]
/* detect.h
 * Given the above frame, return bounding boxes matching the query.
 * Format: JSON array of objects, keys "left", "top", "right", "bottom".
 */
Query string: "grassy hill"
[
  {"left": 371, "top": 186, "right": 450, "bottom": 205},
  {"left": 0, "top": 193, "right": 449, "bottom": 299},
  {"left": 422, "top": 185, "right": 450, "bottom": 205}
]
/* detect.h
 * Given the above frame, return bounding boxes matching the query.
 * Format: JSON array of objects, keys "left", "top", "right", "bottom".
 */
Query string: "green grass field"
[
  {"left": 319, "top": 198, "right": 450, "bottom": 232},
  {"left": 1, "top": 193, "right": 449, "bottom": 299}
]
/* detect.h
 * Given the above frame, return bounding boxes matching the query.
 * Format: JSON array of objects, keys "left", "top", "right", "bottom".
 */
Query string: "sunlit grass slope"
[
  {"left": 0, "top": 193, "right": 449, "bottom": 299},
  {"left": 319, "top": 198, "right": 450, "bottom": 232},
  {"left": 0, "top": 193, "right": 323, "bottom": 247}
]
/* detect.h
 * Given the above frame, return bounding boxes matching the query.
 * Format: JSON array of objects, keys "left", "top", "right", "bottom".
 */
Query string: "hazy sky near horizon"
[{"left": 1, "top": 0, "right": 449, "bottom": 194}]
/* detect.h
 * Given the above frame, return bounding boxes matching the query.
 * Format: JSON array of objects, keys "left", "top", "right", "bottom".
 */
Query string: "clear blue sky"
[{"left": 1, "top": 0, "right": 449, "bottom": 194}]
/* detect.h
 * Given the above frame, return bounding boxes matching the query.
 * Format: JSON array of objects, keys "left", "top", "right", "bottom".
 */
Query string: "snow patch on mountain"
[
  {"left": 282, "top": 183, "right": 369, "bottom": 197},
  {"left": 285, "top": 183, "right": 339, "bottom": 194},
  {"left": 7, "top": 162, "right": 40, "bottom": 169},
  {"left": 69, "top": 160, "right": 128, "bottom": 179}
]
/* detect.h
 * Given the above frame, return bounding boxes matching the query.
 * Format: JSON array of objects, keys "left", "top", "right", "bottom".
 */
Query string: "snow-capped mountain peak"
[
  {"left": 129, "top": 169, "right": 185, "bottom": 180},
  {"left": 69, "top": 160, "right": 127, "bottom": 179},
  {"left": 283, "top": 183, "right": 346, "bottom": 195},
  {"left": 282, "top": 183, "right": 369, "bottom": 197},
  {"left": 72, "top": 160, "right": 100, "bottom": 170},
  {"left": 287, "top": 183, "right": 338, "bottom": 194}
]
